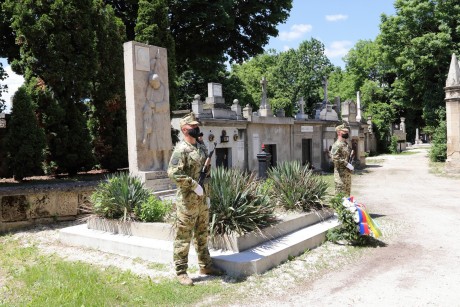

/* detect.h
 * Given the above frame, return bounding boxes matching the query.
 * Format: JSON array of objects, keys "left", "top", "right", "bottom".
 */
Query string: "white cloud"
[
  {"left": 325, "top": 14, "right": 348, "bottom": 22},
  {"left": 1, "top": 59, "right": 25, "bottom": 113},
  {"left": 279, "top": 24, "right": 312, "bottom": 41},
  {"left": 325, "top": 41, "right": 353, "bottom": 58},
  {"left": 283, "top": 45, "right": 291, "bottom": 51}
]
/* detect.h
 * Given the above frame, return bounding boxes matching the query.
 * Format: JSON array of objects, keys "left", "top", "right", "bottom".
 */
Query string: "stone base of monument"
[
  {"left": 59, "top": 210, "right": 339, "bottom": 277},
  {"left": 258, "top": 108, "right": 273, "bottom": 117},
  {"left": 137, "top": 171, "right": 175, "bottom": 192},
  {"left": 445, "top": 159, "right": 460, "bottom": 173}
]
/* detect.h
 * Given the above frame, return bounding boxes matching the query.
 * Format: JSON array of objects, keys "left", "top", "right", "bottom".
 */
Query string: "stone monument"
[
  {"left": 258, "top": 76, "right": 273, "bottom": 117},
  {"left": 444, "top": 53, "right": 460, "bottom": 172},
  {"left": 295, "top": 97, "right": 308, "bottom": 120},
  {"left": 123, "top": 41, "right": 173, "bottom": 191}
]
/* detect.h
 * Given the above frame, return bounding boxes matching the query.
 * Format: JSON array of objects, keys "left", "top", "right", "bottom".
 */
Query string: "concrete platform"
[{"left": 59, "top": 215, "right": 339, "bottom": 277}]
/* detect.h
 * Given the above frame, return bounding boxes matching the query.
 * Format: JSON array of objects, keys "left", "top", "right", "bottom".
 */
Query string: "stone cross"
[
  {"left": 260, "top": 76, "right": 268, "bottom": 109},
  {"left": 322, "top": 77, "right": 328, "bottom": 102},
  {"left": 298, "top": 97, "right": 305, "bottom": 114}
]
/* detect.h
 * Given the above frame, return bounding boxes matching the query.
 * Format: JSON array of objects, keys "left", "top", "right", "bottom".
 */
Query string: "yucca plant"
[
  {"left": 209, "top": 167, "right": 277, "bottom": 237},
  {"left": 267, "top": 161, "right": 328, "bottom": 212},
  {"left": 91, "top": 172, "right": 151, "bottom": 221}
]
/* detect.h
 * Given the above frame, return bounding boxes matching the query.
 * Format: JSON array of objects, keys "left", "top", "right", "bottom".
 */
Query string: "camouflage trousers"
[
  {"left": 174, "top": 193, "right": 212, "bottom": 275},
  {"left": 334, "top": 167, "right": 352, "bottom": 196}
]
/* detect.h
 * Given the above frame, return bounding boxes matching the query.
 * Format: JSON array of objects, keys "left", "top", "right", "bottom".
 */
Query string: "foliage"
[
  {"left": 269, "top": 39, "right": 334, "bottom": 116},
  {"left": 231, "top": 39, "right": 333, "bottom": 116},
  {"left": 267, "top": 161, "right": 328, "bottom": 212},
  {"left": 0, "top": 60, "right": 7, "bottom": 112},
  {"left": 87, "top": 2, "right": 127, "bottom": 171},
  {"left": 365, "top": 102, "right": 397, "bottom": 153},
  {"left": 92, "top": 172, "right": 154, "bottom": 222},
  {"left": 389, "top": 135, "right": 399, "bottom": 154},
  {"left": 230, "top": 51, "right": 278, "bottom": 110},
  {"left": 209, "top": 167, "right": 277, "bottom": 237},
  {"left": 326, "top": 195, "right": 368, "bottom": 245},
  {"left": 4, "top": 86, "right": 45, "bottom": 180},
  {"left": 134, "top": 195, "right": 171, "bottom": 223},
  {"left": 379, "top": 0, "right": 460, "bottom": 126},
  {"left": 428, "top": 108, "right": 447, "bottom": 162}
]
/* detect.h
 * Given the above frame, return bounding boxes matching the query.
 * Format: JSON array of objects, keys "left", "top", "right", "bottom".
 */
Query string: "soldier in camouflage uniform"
[
  {"left": 331, "top": 124, "right": 354, "bottom": 196},
  {"left": 167, "top": 112, "right": 223, "bottom": 286}
]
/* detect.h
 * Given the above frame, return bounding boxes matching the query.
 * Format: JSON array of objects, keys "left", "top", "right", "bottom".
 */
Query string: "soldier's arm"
[
  {"left": 331, "top": 145, "right": 348, "bottom": 167},
  {"left": 167, "top": 149, "right": 197, "bottom": 191}
]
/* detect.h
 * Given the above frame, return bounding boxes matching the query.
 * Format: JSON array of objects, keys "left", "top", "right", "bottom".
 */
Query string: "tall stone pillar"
[
  {"left": 123, "top": 41, "right": 174, "bottom": 191},
  {"left": 444, "top": 53, "right": 460, "bottom": 173}
]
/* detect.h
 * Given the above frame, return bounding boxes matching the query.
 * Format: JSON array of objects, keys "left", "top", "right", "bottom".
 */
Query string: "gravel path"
[{"left": 251, "top": 148, "right": 460, "bottom": 306}]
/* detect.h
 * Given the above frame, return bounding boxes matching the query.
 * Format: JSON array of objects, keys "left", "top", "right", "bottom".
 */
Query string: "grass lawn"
[{"left": 0, "top": 236, "right": 236, "bottom": 306}]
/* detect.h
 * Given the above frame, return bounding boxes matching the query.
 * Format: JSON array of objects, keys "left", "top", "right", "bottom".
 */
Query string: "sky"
[{"left": 1, "top": 0, "right": 396, "bottom": 114}]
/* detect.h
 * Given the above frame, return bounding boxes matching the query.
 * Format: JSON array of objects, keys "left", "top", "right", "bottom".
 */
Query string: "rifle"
[
  {"left": 349, "top": 149, "right": 355, "bottom": 164},
  {"left": 198, "top": 142, "right": 217, "bottom": 191}
]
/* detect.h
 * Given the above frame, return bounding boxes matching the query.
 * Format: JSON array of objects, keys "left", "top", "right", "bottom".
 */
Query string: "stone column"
[
  {"left": 444, "top": 53, "right": 460, "bottom": 172},
  {"left": 123, "top": 41, "right": 174, "bottom": 191}
]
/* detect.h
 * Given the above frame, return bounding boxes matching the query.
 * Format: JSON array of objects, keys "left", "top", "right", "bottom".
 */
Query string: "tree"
[
  {"left": 270, "top": 39, "right": 334, "bottom": 116},
  {"left": 230, "top": 51, "right": 279, "bottom": 110},
  {"left": 88, "top": 2, "right": 127, "bottom": 171},
  {"left": 4, "top": 86, "right": 45, "bottom": 181},
  {"left": 0, "top": 61, "right": 6, "bottom": 112},
  {"left": 105, "top": 0, "right": 292, "bottom": 74},
  {"left": 379, "top": 0, "right": 460, "bottom": 126}
]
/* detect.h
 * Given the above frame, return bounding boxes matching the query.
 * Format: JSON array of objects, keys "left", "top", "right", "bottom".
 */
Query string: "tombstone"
[
  {"left": 0, "top": 113, "right": 5, "bottom": 129},
  {"left": 319, "top": 104, "right": 338, "bottom": 121},
  {"left": 400, "top": 117, "right": 406, "bottom": 133},
  {"left": 415, "top": 128, "right": 423, "bottom": 144},
  {"left": 231, "top": 99, "right": 243, "bottom": 119},
  {"left": 356, "top": 91, "right": 362, "bottom": 122},
  {"left": 341, "top": 99, "right": 357, "bottom": 123},
  {"left": 295, "top": 97, "right": 308, "bottom": 120},
  {"left": 258, "top": 76, "right": 273, "bottom": 117},
  {"left": 444, "top": 53, "right": 460, "bottom": 172},
  {"left": 123, "top": 41, "right": 173, "bottom": 191},
  {"left": 206, "top": 82, "right": 226, "bottom": 108}
]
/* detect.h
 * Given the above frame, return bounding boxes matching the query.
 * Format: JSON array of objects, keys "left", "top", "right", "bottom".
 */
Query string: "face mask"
[
  {"left": 342, "top": 133, "right": 349, "bottom": 139},
  {"left": 187, "top": 127, "right": 200, "bottom": 138}
]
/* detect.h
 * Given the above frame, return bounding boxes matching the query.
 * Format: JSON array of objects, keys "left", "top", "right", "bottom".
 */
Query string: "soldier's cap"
[
  {"left": 179, "top": 112, "right": 199, "bottom": 127},
  {"left": 335, "top": 124, "right": 349, "bottom": 132}
]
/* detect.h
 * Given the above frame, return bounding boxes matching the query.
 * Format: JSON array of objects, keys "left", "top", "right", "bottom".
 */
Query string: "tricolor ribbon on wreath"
[{"left": 342, "top": 196, "right": 382, "bottom": 238}]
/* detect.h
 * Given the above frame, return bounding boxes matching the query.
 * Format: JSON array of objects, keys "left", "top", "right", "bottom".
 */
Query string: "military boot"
[
  {"left": 177, "top": 273, "right": 194, "bottom": 286},
  {"left": 199, "top": 265, "right": 224, "bottom": 276}
]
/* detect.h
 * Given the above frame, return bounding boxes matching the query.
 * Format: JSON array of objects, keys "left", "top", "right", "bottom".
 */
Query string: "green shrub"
[
  {"left": 4, "top": 86, "right": 46, "bottom": 181},
  {"left": 267, "top": 161, "right": 328, "bottom": 212},
  {"left": 134, "top": 195, "right": 171, "bottom": 222},
  {"left": 209, "top": 167, "right": 277, "bottom": 237},
  {"left": 429, "top": 108, "right": 447, "bottom": 162},
  {"left": 389, "top": 135, "right": 399, "bottom": 154},
  {"left": 92, "top": 172, "right": 152, "bottom": 221}
]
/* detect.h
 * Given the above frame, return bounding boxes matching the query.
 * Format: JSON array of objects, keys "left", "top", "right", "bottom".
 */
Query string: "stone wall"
[{"left": 0, "top": 181, "right": 97, "bottom": 233}]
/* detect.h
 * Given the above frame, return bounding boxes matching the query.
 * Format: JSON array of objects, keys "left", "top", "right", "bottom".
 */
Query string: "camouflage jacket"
[
  {"left": 331, "top": 139, "right": 351, "bottom": 169},
  {"left": 167, "top": 140, "right": 208, "bottom": 193}
]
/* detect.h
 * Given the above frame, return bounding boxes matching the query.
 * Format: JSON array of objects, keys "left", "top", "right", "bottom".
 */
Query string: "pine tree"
[
  {"left": 88, "top": 2, "right": 128, "bottom": 171},
  {"left": 4, "top": 86, "right": 45, "bottom": 181}
]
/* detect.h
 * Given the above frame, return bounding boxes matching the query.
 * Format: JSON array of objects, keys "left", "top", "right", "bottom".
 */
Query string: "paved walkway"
[{"left": 266, "top": 148, "right": 460, "bottom": 306}]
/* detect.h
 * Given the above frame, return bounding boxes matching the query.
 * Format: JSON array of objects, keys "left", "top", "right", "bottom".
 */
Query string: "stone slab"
[{"left": 59, "top": 216, "right": 339, "bottom": 277}]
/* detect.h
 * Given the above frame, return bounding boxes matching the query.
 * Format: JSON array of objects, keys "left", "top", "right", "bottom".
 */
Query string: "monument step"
[{"left": 59, "top": 216, "right": 339, "bottom": 277}]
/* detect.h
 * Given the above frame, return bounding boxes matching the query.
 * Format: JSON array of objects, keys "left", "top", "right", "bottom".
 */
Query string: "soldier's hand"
[
  {"left": 346, "top": 163, "right": 354, "bottom": 171},
  {"left": 193, "top": 183, "right": 204, "bottom": 196}
]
